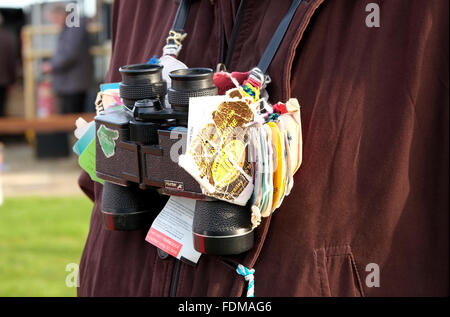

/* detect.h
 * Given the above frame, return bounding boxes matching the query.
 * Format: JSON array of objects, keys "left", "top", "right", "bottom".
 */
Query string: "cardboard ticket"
[
  {"left": 178, "top": 95, "right": 255, "bottom": 206},
  {"left": 145, "top": 196, "right": 201, "bottom": 265}
]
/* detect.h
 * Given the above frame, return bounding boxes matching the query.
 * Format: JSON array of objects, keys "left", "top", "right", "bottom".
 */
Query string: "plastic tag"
[
  {"left": 249, "top": 127, "right": 263, "bottom": 228},
  {"left": 145, "top": 196, "right": 201, "bottom": 265},
  {"left": 274, "top": 119, "right": 288, "bottom": 210},
  {"left": 261, "top": 125, "right": 274, "bottom": 217},
  {"left": 100, "top": 82, "right": 119, "bottom": 91},
  {"left": 73, "top": 121, "right": 95, "bottom": 156}
]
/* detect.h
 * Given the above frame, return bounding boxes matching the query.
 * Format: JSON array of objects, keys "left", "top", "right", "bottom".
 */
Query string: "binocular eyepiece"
[
  {"left": 119, "top": 64, "right": 167, "bottom": 108},
  {"left": 96, "top": 64, "right": 254, "bottom": 255},
  {"left": 168, "top": 68, "right": 218, "bottom": 125}
]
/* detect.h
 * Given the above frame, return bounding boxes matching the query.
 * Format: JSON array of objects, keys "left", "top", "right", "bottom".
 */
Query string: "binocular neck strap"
[
  {"left": 168, "top": 0, "right": 303, "bottom": 74},
  {"left": 221, "top": 0, "right": 303, "bottom": 74},
  {"left": 163, "top": 0, "right": 192, "bottom": 57},
  {"left": 172, "top": 0, "right": 192, "bottom": 32},
  {"left": 257, "top": 0, "right": 303, "bottom": 74}
]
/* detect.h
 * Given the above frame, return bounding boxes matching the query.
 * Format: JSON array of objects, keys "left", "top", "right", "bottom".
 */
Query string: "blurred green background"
[
  {"left": 0, "top": 196, "right": 92, "bottom": 297},
  {"left": 0, "top": 0, "right": 112, "bottom": 298}
]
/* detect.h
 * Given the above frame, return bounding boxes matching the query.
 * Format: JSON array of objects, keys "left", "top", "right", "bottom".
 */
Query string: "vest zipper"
[{"left": 169, "top": 259, "right": 181, "bottom": 297}]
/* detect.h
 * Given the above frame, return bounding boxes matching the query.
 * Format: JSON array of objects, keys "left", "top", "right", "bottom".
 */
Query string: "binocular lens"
[
  {"left": 168, "top": 68, "right": 218, "bottom": 117},
  {"left": 101, "top": 182, "right": 167, "bottom": 231},
  {"left": 193, "top": 200, "right": 254, "bottom": 255},
  {"left": 119, "top": 64, "right": 167, "bottom": 108}
]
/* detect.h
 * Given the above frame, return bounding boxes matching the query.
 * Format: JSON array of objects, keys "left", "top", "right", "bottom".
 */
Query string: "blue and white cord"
[{"left": 236, "top": 264, "right": 255, "bottom": 297}]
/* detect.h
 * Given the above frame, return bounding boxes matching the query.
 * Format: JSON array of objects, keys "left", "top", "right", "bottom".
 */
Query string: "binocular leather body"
[
  {"left": 95, "top": 109, "right": 254, "bottom": 255},
  {"left": 95, "top": 111, "right": 205, "bottom": 200}
]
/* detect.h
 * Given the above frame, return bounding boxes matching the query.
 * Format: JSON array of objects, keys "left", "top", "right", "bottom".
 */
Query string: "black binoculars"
[{"left": 95, "top": 63, "right": 254, "bottom": 255}]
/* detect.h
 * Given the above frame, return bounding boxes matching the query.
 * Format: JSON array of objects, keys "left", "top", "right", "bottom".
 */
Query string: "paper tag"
[
  {"left": 159, "top": 55, "right": 188, "bottom": 106},
  {"left": 145, "top": 196, "right": 201, "bottom": 265},
  {"left": 78, "top": 138, "right": 104, "bottom": 184},
  {"left": 74, "top": 118, "right": 89, "bottom": 139},
  {"left": 160, "top": 55, "right": 187, "bottom": 85}
]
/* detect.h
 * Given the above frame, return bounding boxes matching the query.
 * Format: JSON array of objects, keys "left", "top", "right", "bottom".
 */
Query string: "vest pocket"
[{"left": 313, "top": 245, "right": 365, "bottom": 297}]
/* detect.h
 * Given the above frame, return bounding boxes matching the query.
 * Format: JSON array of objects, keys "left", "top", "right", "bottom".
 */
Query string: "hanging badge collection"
[{"left": 179, "top": 69, "right": 303, "bottom": 229}]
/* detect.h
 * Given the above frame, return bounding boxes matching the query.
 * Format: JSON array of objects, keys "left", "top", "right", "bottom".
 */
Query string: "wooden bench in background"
[{"left": 0, "top": 113, "right": 95, "bottom": 135}]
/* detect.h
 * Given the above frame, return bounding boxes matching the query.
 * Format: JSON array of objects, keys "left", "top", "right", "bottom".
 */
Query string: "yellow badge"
[{"left": 211, "top": 139, "right": 246, "bottom": 188}]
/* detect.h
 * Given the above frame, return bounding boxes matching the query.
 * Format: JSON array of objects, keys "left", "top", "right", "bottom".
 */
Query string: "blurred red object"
[
  {"left": 37, "top": 79, "right": 55, "bottom": 118},
  {"left": 213, "top": 71, "right": 250, "bottom": 95}
]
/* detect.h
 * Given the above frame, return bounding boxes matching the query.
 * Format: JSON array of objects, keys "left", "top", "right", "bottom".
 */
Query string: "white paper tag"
[
  {"left": 159, "top": 55, "right": 188, "bottom": 107},
  {"left": 74, "top": 118, "right": 89, "bottom": 139},
  {"left": 145, "top": 196, "right": 201, "bottom": 265}
]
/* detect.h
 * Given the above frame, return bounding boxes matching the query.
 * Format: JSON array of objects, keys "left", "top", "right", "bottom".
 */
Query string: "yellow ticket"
[{"left": 267, "top": 121, "right": 284, "bottom": 213}]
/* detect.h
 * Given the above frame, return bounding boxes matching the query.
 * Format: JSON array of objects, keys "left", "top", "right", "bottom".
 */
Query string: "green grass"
[{"left": 0, "top": 196, "right": 93, "bottom": 297}]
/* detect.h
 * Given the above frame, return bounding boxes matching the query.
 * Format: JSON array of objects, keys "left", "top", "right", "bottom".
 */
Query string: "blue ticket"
[
  {"left": 73, "top": 122, "right": 95, "bottom": 156},
  {"left": 100, "top": 82, "right": 119, "bottom": 91}
]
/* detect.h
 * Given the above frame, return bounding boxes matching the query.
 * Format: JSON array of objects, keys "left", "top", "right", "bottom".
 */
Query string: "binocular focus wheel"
[
  {"left": 168, "top": 87, "right": 218, "bottom": 106},
  {"left": 120, "top": 82, "right": 167, "bottom": 101},
  {"left": 193, "top": 200, "right": 254, "bottom": 255}
]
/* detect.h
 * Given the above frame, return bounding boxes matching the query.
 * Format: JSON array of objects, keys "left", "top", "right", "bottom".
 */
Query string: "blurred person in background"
[
  {"left": 41, "top": 3, "right": 93, "bottom": 114},
  {"left": 0, "top": 12, "right": 17, "bottom": 117}
]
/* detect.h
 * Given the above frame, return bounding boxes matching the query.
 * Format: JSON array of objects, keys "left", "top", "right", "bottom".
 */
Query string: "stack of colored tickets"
[
  {"left": 248, "top": 98, "right": 302, "bottom": 228},
  {"left": 179, "top": 81, "right": 303, "bottom": 227}
]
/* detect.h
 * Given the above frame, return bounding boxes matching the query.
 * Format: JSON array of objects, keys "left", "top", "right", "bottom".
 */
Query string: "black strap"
[
  {"left": 257, "top": 0, "right": 302, "bottom": 73},
  {"left": 220, "top": 0, "right": 303, "bottom": 74},
  {"left": 173, "top": 0, "right": 303, "bottom": 74},
  {"left": 172, "top": 0, "right": 191, "bottom": 32}
]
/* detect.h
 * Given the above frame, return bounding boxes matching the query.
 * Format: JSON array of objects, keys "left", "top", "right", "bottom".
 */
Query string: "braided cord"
[{"left": 236, "top": 264, "right": 255, "bottom": 297}]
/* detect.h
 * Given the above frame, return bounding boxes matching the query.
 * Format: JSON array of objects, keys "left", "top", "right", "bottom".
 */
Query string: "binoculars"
[{"left": 95, "top": 63, "right": 254, "bottom": 255}]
